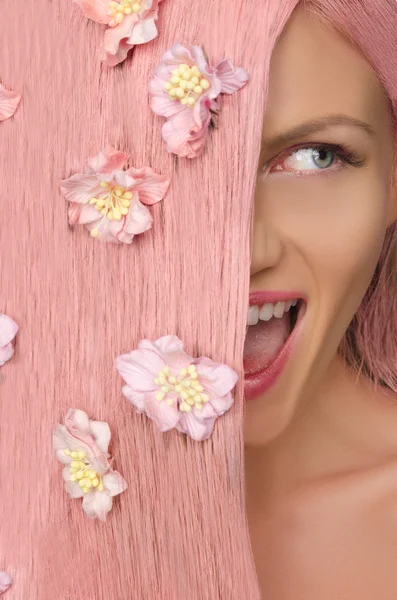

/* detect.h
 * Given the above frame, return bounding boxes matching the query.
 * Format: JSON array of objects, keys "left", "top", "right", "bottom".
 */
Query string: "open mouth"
[{"left": 243, "top": 294, "right": 306, "bottom": 398}]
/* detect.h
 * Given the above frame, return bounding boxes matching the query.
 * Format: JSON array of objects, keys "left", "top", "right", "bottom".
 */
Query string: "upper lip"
[{"left": 249, "top": 290, "right": 307, "bottom": 307}]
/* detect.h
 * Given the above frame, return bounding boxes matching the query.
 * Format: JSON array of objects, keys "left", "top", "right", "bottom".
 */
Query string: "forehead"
[{"left": 263, "top": 7, "right": 389, "bottom": 139}]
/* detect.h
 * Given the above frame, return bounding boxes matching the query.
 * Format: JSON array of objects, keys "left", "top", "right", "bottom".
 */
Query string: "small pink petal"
[
  {"left": 102, "top": 470, "right": 128, "bottom": 496},
  {"left": 121, "top": 385, "right": 146, "bottom": 412},
  {"left": 70, "top": 203, "right": 102, "bottom": 226},
  {"left": 84, "top": 146, "right": 127, "bottom": 175},
  {"left": 65, "top": 480, "right": 85, "bottom": 499},
  {"left": 162, "top": 107, "right": 211, "bottom": 159},
  {"left": 82, "top": 489, "right": 113, "bottom": 521},
  {"left": 65, "top": 408, "right": 91, "bottom": 435},
  {"left": 0, "top": 314, "right": 18, "bottom": 347},
  {"left": 0, "top": 83, "right": 21, "bottom": 122},
  {"left": 145, "top": 392, "right": 180, "bottom": 432},
  {"left": 127, "top": 16, "right": 158, "bottom": 45},
  {"left": 0, "top": 571, "right": 11, "bottom": 594},
  {"left": 208, "top": 392, "right": 234, "bottom": 416},
  {"left": 103, "top": 13, "right": 137, "bottom": 59},
  {"left": 215, "top": 59, "right": 249, "bottom": 94},
  {"left": 73, "top": 0, "right": 110, "bottom": 24},
  {"left": 138, "top": 336, "right": 192, "bottom": 371},
  {"left": 113, "top": 170, "right": 136, "bottom": 190},
  {"left": 115, "top": 349, "right": 164, "bottom": 392},
  {"left": 177, "top": 412, "right": 216, "bottom": 441},
  {"left": 60, "top": 174, "right": 101, "bottom": 205},
  {"left": 89, "top": 420, "right": 111, "bottom": 454},
  {"left": 53, "top": 425, "right": 92, "bottom": 464},
  {"left": 124, "top": 166, "right": 170, "bottom": 206},
  {"left": 196, "top": 358, "right": 238, "bottom": 397},
  {"left": 0, "top": 344, "right": 14, "bottom": 367},
  {"left": 116, "top": 197, "right": 153, "bottom": 244}
]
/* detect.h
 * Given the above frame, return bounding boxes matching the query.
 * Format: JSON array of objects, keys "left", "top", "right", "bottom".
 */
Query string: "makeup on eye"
[{"left": 262, "top": 142, "right": 367, "bottom": 177}]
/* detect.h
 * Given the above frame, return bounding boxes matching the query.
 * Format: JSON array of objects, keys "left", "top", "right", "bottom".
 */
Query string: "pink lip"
[
  {"left": 249, "top": 290, "right": 304, "bottom": 306},
  {"left": 244, "top": 293, "right": 307, "bottom": 401}
]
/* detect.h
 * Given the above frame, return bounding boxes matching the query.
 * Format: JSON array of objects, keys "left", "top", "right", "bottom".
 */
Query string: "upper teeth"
[{"left": 247, "top": 299, "right": 298, "bottom": 326}]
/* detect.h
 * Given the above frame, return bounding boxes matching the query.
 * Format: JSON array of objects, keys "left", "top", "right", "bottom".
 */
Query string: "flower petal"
[
  {"left": 65, "top": 409, "right": 91, "bottom": 434},
  {"left": 0, "top": 314, "right": 18, "bottom": 347},
  {"left": 121, "top": 384, "right": 147, "bottom": 412},
  {"left": 162, "top": 106, "right": 211, "bottom": 158},
  {"left": 196, "top": 358, "right": 238, "bottom": 396},
  {"left": 215, "top": 59, "right": 249, "bottom": 94},
  {"left": 128, "top": 16, "right": 158, "bottom": 45},
  {"left": 73, "top": 0, "right": 110, "bottom": 22},
  {"left": 70, "top": 203, "right": 102, "bottom": 226},
  {"left": 177, "top": 411, "right": 216, "bottom": 441},
  {"left": 65, "top": 479, "right": 85, "bottom": 499},
  {"left": 102, "top": 470, "right": 128, "bottom": 496},
  {"left": 145, "top": 392, "right": 180, "bottom": 432},
  {"left": 82, "top": 489, "right": 113, "bottom": 521},
  {"left": 208, "top": 392, "right": 234, "bottom": 416},
  {"left": 115, "top": 349, "right": 164, "bottom": 391},
  {"left": 53, "top": 425, "right": 91, "bottom": 464},
  {"left": 115, "top": 197, "right": 153, "bottom": 244},
  {"left": 138, "top": 336, "right": 192, "bottom": 371},
  {"left": 0, "top": 571, "right": 12, "bottom": 594},
  {"left": 89, "top": 420, "right": 111, "bottom": 454},
  {"left": 60, "top": 174, "right": 101, "bottom": 205},
  {"left": 84, "top": 146, "right": 127, "bottom": 175},
  {"left": 0, "top": 83, "right": 21, "bottom": 122},
  {"left": 102, "top": 14, "right": 137, "bottom": 62},
  {"left": 0, "top": 343, "right": 14, "bottom": 367},
  {"left": 124, "top": 167, "right": 170, "bottom": 206}
]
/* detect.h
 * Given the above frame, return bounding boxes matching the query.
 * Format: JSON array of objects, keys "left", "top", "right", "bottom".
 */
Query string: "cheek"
[{"left": 264, "top": 175, "right": 389, "bottom": 296}]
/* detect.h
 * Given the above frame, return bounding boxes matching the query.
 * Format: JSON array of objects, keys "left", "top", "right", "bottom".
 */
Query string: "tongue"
[{"left": 243, "top": 313, "right": 290, "bottom": 375}]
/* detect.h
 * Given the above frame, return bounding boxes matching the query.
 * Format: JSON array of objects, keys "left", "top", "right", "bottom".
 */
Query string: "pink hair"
[{"left": 0, "top": 0, "right": 396, "bottom": 598}]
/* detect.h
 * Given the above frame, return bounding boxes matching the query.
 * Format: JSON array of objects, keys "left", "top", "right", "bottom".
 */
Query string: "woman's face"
[{"left": 244, "top": 7, "right": 397, "bottom": 446}]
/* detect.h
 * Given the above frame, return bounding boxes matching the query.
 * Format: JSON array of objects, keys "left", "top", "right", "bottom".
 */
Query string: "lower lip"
[{"left": 244, "top": 305, "right": 306, "bottom": 401}]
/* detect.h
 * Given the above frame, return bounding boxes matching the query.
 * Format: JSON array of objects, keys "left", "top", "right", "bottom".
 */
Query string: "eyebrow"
[{"left": 262, "top": 114, "right": 376, "bottom": 152}]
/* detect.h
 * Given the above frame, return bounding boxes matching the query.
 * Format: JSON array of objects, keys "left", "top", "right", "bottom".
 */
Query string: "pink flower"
[
  {"left": 60, "top": 146, "right": 170, "bottom": 243},
  {"left": 74, "top": 0, "right": 163, "bottom": 67},
  {"left": 115, "top": 335, "right": 238, "bottom": 441},
  {"left": 53, "top": 409, "right": 128, "bottom": 521},
  {"left": 0, "top": 314, "right": 18, "bottom": 367},
  {"left": 0, "top": 572, "right": 11, "bottom": 594},
  {"left": 0, "top": 83, "right": 21, "bottom": 122},
  {"left": 149, "top": 44, "right": 249, "bottom": 158}
]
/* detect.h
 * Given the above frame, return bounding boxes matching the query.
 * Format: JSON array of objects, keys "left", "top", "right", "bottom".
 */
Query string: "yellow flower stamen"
[
  {"left": 154, "top": 364, "right": 208, "bottom": 412},
  {"left": 107, "top": 0, "right": 142, "bottom": 27},
  {"left": 89, "top": 184, "right": 133, "bottom": 238},
  {"left": 164, "top": 63, "right": 211, "bottom": 107},
  {"left": 64, "top": 449, "right": 105, "bottom": 494}
]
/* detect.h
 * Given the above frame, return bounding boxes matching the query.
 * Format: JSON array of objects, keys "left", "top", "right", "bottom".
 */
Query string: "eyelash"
[{"left": 263, "top": 142, "right": 366, "bottom": 176}]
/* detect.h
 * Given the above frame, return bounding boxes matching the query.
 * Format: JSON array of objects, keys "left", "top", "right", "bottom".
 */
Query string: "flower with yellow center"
[
  {"left": 64, "top": 449, "right": 105, "bottom": 494},
  {"left": 107, "top": 0, "right": 143, "bottom": 27},
  {"left": 163, "top": 64, "right": 211, "bottom": 107},
  {"left": 154, "top": 364, "right": 209, "bottom": 413},
  {"left": 88, "top": 182, "right": 134, "bottom": 238}
]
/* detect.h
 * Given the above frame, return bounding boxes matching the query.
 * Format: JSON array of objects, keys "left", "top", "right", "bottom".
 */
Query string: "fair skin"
[{"left": 245, "top": 7, "right": 397, "bottom": 599}]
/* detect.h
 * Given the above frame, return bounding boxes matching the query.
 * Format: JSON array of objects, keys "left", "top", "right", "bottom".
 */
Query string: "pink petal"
[
  {"left": 149, "top": 83, "right": 186, "bottom": 118},
  {"left": 84, "top": 146, "right": 127, "bottom": 175},
  {"left": 102, "top": 470, "right": 128, "bottom": 496},
  {"left": 65, "top": 409, "right": 91, "bottom": 434},
  {"left": 65, "top": 480, "right": 85, "bottom": 499},
  {"left": 82, "top": 489, "right": 113, "bottom": 521},
  {"left": 0, "top": 314, "right": 18, "bottom": 347},
  {"left": 73, "top": 0, "right": 110, "bottom": 23},
  {"left": 115, "top": 349, "right": 164, "bottom": 391},
  {"left": 89, "top": 420, "right": 111, "bottom": 454},
  {"left": 0, "top": 343, "right": 14, "bottom": 367},
  {"left": 195, "top": 358, "right": 238, "bottom": 396},
  {"left": 121, "top": 384, "right": 146, "bottom": 412},
  {"left": 53, "top": 425, "right": 92, "bottom": 464},
  {"left": 127, "top": 16, "right": 158, "bottom": 45},
  {"left": 102, "top": 40, "right": 132, "bottom": 68},
  {"left": 215, "top": 59, "right": 249, "bottom": 94},
  {"left": 176, "top": 411, "right": 216, "bottom": 441},
  {"left": 124, "top": 167, "right": 170, "bottom": 206},
  {"left": 71, "top": 203, "right": 102, "bottom": 226},
  {"left": 209, "top": 392, "right": 234, "bottom": 416},
  {"left": 0, "top": 571, "right": 12, "bottom": 594},
  {"left": 191, "top": 46, "right": 212, "bottom": 78},
  {"left": 138, "top": 336, "right": 192, "bottom": 371},
  {"left": 0, "top": 83, "right": 21, "bottom": 122},
  {"left": 113, "top": 170, "right": 136, "bottom": 189},
  {"left": 60, "top": 174, "right": 101, "bottom": 205},
  {"left": 103, "top": 13, "right": 137, "bottom": 59},
  {"left": 145, "top": 392, "right": 180, "bottom": 432},
  {"left": 115, "top": 197, "right": 153, "bottom": 244},
  {"left": 162, "top": 106, "right": 211, "bottom": 158}
]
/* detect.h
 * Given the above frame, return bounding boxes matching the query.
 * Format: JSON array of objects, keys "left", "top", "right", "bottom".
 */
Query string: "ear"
[{"left": 387, "top": 150, "right": 397, "bottom": 226}]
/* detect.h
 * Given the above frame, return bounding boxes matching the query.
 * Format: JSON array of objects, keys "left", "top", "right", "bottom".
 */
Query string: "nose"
[{"left": 250, "top": 211, "right": 284, "bottom": 276}]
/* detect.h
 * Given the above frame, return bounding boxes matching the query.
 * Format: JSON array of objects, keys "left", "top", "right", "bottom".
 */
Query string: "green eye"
[{"left": 312, "top": 148, "right": 335, "bottom": 169}]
